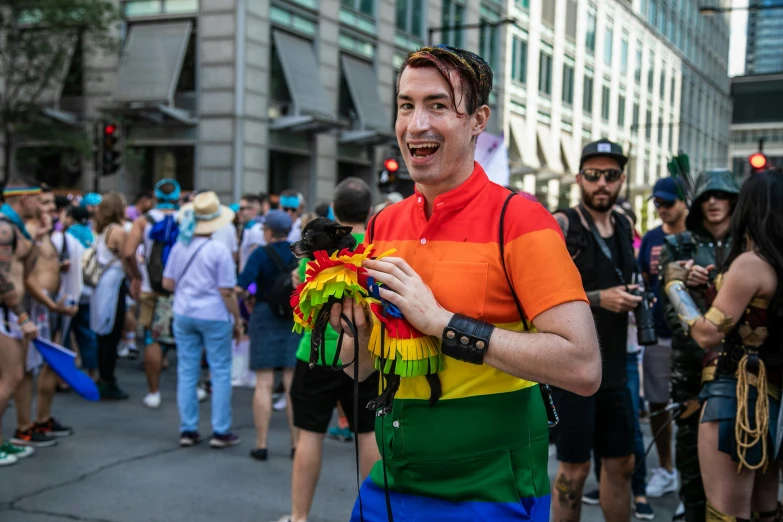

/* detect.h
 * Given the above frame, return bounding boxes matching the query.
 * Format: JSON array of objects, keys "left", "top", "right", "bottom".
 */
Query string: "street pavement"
[{"left": 1, "top": 356, "right": 680, "bottom": 522}]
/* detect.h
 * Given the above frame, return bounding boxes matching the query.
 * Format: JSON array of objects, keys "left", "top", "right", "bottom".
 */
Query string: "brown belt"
[{"left": 702, "top": 364, "right": 781, "bottom": 401}]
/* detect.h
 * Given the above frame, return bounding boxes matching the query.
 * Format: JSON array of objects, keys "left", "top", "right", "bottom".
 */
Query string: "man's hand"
[
  {"left": 329, "top": 296, "right": 374, "bottom": 380},
  {"left": 599, "top": 285, "right": 643, "bottom": 313},
  {"left": 54, "top": 296, "right": 78, "bottom": 317},
  {"left": 232, "top": 321, "right": 242, "bottom": 341},
  {"left": 130, "top": 278, "right": 142, "bottom": 301},
  {"left": 680, "top": 259, "right": 714, "bottom": 287},
  {"left": 59, "top": 259, "right": 71, "bottom": 273},
  {"left": 291, "top": 268, "right": 301, "bottom": 287},
  {"left": 21, "top": 320, "right": 38, "bottom": 340},
  {"left": 362, "top": 257, "right": 453, "bottom": 337}
]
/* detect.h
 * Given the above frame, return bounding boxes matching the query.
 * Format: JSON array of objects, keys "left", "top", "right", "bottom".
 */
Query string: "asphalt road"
[{"left": 0, "top": 357, "right": 680, "bottom": 522}]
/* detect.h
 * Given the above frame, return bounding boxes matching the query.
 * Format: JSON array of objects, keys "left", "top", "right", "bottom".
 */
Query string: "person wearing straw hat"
[{"left": 162, "top": 191, "right": 242, "bottom": 448}]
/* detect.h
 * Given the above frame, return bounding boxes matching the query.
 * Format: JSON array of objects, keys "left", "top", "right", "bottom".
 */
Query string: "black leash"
[{"left": 633, "top": 403, "right": 684, "bottom": 475}]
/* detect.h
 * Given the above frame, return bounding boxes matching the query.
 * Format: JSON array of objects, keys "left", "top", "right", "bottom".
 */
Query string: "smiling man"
[
  {"left": 658, "top": 169, "right": 739, "bottom": 522},
  {"left": 328, "top": 45, "right": 601, "bottom": 521}
]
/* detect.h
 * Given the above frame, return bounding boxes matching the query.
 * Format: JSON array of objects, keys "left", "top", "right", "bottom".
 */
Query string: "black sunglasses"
[
  {"left": 580, "top": 168, "right": 623, "bottom": 183},
  {"left": 653, "top": 199, "right": 676, "bottom": 209},
  {"left": 282, "top": 207, "right": 297, "bottom": 212},
  {"left": 702, "top": 191, "right": 732, "bottom": 201}
]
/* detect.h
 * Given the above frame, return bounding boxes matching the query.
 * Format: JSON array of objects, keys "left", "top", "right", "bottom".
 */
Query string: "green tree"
[{"left": 0, "top": 0, "right": 119, "bottom": 181}]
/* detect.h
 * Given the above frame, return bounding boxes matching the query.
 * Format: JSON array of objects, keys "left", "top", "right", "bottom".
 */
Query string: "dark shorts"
[
  {"left": 290, "top": 360, "right": 379, "bottom": 434},
  {"left": 552, "top": 385, "right": 635, "bottom": 463}
]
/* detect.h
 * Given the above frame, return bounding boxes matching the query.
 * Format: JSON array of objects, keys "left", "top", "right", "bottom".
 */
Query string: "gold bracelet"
[{"left": 704, "top": 306, "right": 734, "bottom": 333}]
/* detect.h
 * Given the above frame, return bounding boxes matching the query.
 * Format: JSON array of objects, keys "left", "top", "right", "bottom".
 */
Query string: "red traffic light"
[
  {"left": 384, "top": 158, "right": 399, "bottom": 172},
  {"left": 104, "top": 124, "right": 117, "bottom": 135},
  {"left": 749, "top": 152, "right": 767, "bottom": 170}
]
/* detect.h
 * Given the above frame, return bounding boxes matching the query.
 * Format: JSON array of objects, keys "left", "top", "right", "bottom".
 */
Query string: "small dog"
[
  {"left": 290, "top": 217, "right": 356, "bottom": 260},
  {"left": 290, "top": 217, "right": 442, "bottom": 411}
]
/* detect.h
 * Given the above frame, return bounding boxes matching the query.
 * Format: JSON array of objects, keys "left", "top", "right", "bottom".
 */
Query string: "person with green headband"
[
  {"left": 0, "top": 178, "right": 42, "bottom": 465},
  {"left": 124, "top": 179, "right": 182, "bottom": 409}
]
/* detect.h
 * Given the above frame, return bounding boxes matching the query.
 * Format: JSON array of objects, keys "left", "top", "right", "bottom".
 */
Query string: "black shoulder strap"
[
  {"left": 263, "top": 244, "right": 288, "bottom": 273},
  {"left": 499, "top": 192, "right": 529, "bottom": 332},
  {"left": 58, "top": 231, "right": 70, "bottom": 262},
  {"left": 368, "top": 207, "right": 386, "bottom": 243},
  {"left": 144, "top": 213, "right": 156, "bottom": 225}
]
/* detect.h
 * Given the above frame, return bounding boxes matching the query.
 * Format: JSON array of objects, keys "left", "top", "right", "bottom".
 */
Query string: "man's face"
[
  {"left": 396, "top": 66, "right": 487, "bottom": 186},
  {"left": 654, "top": 198, "right": 687, "bottom": 226},
  {"left": 700, "top": 192, "right": 732, "bottom": 226},
  {"left": 577, "top": 157, "right": 625, "bottom": 212},
  {"left": 38, "top": 193, "right": 55, "bottom": 218},
  {"left": 239, "top": 198, "right": 261, "bottom": 224},
  {"left": 18, "top": 194, "right": 41, "bottom": 220},
  {"left": 138, "top": 196, "right": 154, "bottom": 213}
]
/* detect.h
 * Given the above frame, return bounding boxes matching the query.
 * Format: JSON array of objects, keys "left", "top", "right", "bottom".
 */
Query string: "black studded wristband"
[{"left": 441, "top": 313, "right": 495, "bottom": 365}]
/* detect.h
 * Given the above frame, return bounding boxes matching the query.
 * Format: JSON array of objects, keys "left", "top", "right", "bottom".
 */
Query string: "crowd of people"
[{"left": 0, "top": 43, "right": 782, "bottom": 522}]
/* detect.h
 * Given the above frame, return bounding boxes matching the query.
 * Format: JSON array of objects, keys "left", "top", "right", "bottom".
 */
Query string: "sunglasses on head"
[
  {"left": 580, "top": 168, "right": 623, "bottom": 183},
  {"left": 702, "top": 191, "right": 732, "bottom": 201},
  {"left": 653, "top": 199, "right": 676, "bottom": 209}
]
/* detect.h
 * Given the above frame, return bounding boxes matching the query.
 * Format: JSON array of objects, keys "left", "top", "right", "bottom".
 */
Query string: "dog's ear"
[{"left": 327, "top": 222, "right": 353, "bottom": 237}]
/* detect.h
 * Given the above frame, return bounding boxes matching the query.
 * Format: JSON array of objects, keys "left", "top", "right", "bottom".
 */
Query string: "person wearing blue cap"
[
  {"left": 236, "top": 209, "right": 300, "bottom": 461},
  {"left": 636, "top": 177, "right": 688, "bottom": 505},
  {"left": 81, "top": 193, "right": 102, "bottom": 220},
  {"left": 123, "top": 179, "right": 182, "bottom": 409}
]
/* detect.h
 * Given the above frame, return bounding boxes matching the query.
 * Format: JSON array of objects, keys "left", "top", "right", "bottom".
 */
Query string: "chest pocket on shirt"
[{"left": 429, "top": 262, "right": 487, "bottom": 318}]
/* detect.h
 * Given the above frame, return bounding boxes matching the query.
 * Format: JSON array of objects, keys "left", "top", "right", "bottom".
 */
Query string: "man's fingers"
[
  {"left": 329, "top": 302, "right": 344, "bottom": 332},
  {"left": 364, "top": 257, "right": 413, "bottom": 280},
  {"left": 364, "top": 268, "right": 405, "bottom": 294},
  {"left": 374, "top": 257, "right": 417, "bottom": 277},
  {"left": 706, "top": 264, "right": 716, "bottom": 272},
  {"left": 684, "top": 259, "right": 695, "bottom": 270}
]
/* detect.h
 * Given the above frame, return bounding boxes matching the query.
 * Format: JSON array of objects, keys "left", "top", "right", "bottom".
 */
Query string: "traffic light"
[
  {"left": 378, "top": 157, "right": 400, "bottom": 193},
  {"left": 101, "top": 122, "right": 121, "bottom": 176},
  {"left": 749, "top": 152, "right": 767, "bottom": 174}
]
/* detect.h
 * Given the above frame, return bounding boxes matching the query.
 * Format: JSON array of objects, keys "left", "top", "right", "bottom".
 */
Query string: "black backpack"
[{"left": 263, "top": 245, "right": 299, "bottom": 319}]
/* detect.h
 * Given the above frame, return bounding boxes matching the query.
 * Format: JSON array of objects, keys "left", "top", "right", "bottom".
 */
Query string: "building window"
[
  {"left": 342, "top": 0, "right": 374, "bottom": 17},
  {"left": 395, "top": 0, "right": 425, "bottom": 38},
  {"left": 632, "top": 102, "right": 640, "bottom": 133},
  {"left": 583, "top": 74, "right": 594, "bottom": 114},
  {"left": 270, "top": 5, "right": 317, "bottom": 36},
  {"left": 542, "top": 0, "right": 556, "bottom": 27},
  {"left": 123, "top": 0, "right": 200, "bottom": 16},
  {"left": 647, "top": 53, "right": 654, "bottom": 92},
  {"left": 511, "top": 36, "right": 527, "bottom": 84},
  {"left": 635, "top": 46, "right": 642, "bottom": 84},
  {"left": 604, "top": 26, "right": 613, "bottom": 65},
  {"left": 539, "top": 47, "right": 553, "bottom": 95},
  {"left": 601, "top": 85, "right": 610, "bottom": 121},
  {"left": 648, "top": 0, "right": 657, "bottom": 25},
  {"left": 441, "top": 0, "right": 465, "bottom": 48},
  {"left": 480, "top": 17, "right": 499, "bottom": 71},
  {"left": 660, "top": 70, "right": 666, "bottom": 100},
  {"left": 646, "top": 109, "right": 652, "bottom": 139},
  {"left": 516, "top": 0, "right": 529, "bottom": 8},
  {"left": 620, "top": 36, "right": 628, "bottom": 75},
  {"left": 586, "top": 7, "right": 597, "bottom": 54},
  {"left": 563, "top": 61, "right": 575, "bottom": 105},
  {"left": 618, "top": 95, "right": 626, "bottom": 126},
  {"left": 658, "top": 115, "right": 664, "bottom": 144}
]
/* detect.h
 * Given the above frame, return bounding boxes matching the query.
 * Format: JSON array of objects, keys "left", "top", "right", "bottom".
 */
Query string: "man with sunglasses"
[
  {"left": 552, "top": 139, "right": 640, "bottom": 522},
  {"left": 636, "top": 177, "right": 687, "bottom": 505},
  {"left": 658, "top": 169, "right": 739, "bottom": 522}
]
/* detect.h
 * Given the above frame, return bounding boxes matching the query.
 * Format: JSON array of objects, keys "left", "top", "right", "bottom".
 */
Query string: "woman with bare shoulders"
[
  {"left": 665, "top": 169, "right": 783, "bottom": 520},
  {"left": 89, "top": 193, "right": 130, "bottom": 400}
]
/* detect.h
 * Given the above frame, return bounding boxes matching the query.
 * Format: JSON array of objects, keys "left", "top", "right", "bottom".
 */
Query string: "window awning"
[
  {"left": 561, "top": 132, "right": 580, "bottom": 174},
  {"left": 340, "top": 55, "right": 392, "bottom": 134},
  {"left": 271, "top": 30, "right": 342, "bottom": 134},
  {"left": 536, "top": 123, "right": 563, "bottom": 174},
  {"left": 509, "top": 115, "right": 540, "bottom": 170},
  {"left": 37, "top": 33, "right": 79, "bottom": 108},
  {"left": 116, "top": 21, "right": 193, "bottom": 105}
]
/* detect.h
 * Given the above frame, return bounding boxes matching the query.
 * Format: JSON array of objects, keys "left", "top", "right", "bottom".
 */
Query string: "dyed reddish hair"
[{"left": 396, "top": 45, "right": 494, "bottom": 116}]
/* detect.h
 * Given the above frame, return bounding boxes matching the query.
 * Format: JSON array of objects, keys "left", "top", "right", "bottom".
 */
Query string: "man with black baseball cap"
[
  {"left": 637, "top": 177, "right": 688, "bottom": 506},
  {"left": 552, "top": 139, "right": 641, "bottom": 522}
]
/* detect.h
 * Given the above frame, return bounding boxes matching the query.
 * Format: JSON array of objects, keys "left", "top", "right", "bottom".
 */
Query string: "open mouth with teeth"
[{"left": 408, "top": 142, "right": 441, "bottom": 157}]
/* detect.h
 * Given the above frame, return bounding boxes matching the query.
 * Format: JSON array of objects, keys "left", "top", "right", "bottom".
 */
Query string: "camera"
[{"left": 630, "top": 288, "right": 658, "bottom": 346}]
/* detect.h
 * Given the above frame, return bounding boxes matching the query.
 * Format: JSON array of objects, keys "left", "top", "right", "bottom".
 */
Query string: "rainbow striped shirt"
[{"left": 351, "top": 163, "right": 587, "bottom": 521}]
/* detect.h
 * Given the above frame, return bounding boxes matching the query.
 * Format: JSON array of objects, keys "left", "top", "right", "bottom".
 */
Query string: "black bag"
[{"left": 263, "top": 245, "right": 299, "bottom": 319}]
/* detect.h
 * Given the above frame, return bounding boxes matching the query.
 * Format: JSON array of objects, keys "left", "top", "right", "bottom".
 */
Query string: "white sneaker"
[
  {"left": 273, "top": 396, "right": 287, "bottom": 412},
  {"left": 0, "top": 451, "right": 18, "bottom": 467},
  {"left": 645, "top": 467, "right": 679, "bottom": 498},
  {"left": 197, "top": 387, "right": 208, "bottom": 403},
  {"left": 143, "top": 392, "right": 161, "bottom": 409},
  {"left": 117, "top": 343, "right": 129, "bottom": 358},
  {"left": 673, "top": 502, "right": 685, "bottom": 520}
]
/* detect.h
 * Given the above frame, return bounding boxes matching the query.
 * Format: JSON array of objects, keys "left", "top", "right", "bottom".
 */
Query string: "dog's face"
[{"left": 290, "top": 217, "right": 357, "bottom": 260}]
